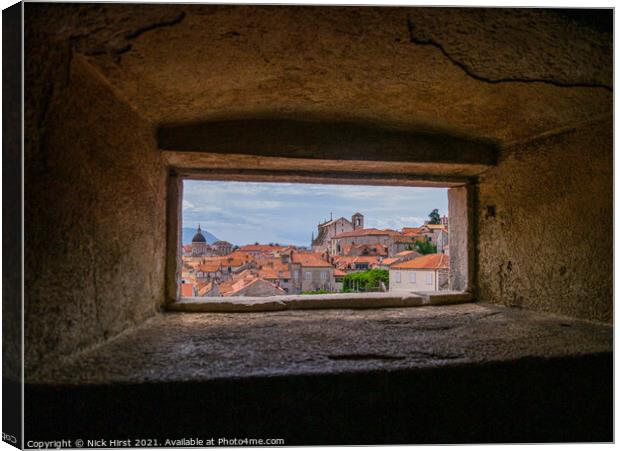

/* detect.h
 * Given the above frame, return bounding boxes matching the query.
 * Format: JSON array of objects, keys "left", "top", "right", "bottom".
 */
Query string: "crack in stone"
[
  {"left": 475, "top": 311, "right": 503, "bottom": 321},
  {"left": 409, "top": 350, "right": 464, "bottom": 360},
  {"left": 406, "top": 17, "right": 612, "bottom": 92},
  {"left": 327, "top": 353, "right": 406, "bottom": 361},
  {"left": 125, "top": 12, "right": 187, "bottom": 40}
]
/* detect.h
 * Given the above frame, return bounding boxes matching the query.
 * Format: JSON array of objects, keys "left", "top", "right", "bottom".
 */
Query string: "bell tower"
[{"left": 352, "top": 212, "right": 364, "bottom": 230}]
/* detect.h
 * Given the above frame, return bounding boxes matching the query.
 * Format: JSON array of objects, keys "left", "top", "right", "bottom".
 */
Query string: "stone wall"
[
  {"left": 21, "top": 4, "right": 613, "bottom": 375},
  {"left": 476, "top": 119, "right": 612, "bottom": 323},
  {"left": 25, "top": 50, "right": 166, "bottom": 374}
]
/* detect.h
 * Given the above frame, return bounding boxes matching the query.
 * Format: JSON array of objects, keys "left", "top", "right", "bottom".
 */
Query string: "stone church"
[
  {"left": 311, "top": 212, "right": 363, "bottom": 253},
  {"left": 191, "top": 225, "right": 210, "bottom": 256}
]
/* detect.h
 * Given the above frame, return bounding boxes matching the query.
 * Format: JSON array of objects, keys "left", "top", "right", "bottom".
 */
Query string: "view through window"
[{"left": 180, "top": 180, "right": 449, "bottom": 298}]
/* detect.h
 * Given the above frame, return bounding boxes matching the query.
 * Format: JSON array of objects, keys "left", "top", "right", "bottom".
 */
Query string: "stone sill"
[
  {"left": 167, "top": 291, "right": 472, "bottom": 312},
  {"left": 29, "top": 302, "right": 612, "bottom": 386}
]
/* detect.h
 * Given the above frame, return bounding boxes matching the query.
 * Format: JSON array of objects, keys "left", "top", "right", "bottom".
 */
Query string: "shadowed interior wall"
[
  {"left": 476, "top": 119, "right": 612, "bottom": 323},
  {"left": 24, "top": 52, "right": 166, "bottom": 374},
  {"left": 21, "top": 4, "right": 612, "bottom": 373}
]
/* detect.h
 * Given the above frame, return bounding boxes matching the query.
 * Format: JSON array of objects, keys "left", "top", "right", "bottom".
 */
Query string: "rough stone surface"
[
  {"left": 164, "top": 151, "right": 492, "bottom": 181},
  {"left": 407, "top": 8, "right": 612, "bottom": 89},
  {"left": 448, "top": 186, "right": 470, "bottom": 291},
  {"left": 29, "top": 303, "right": 611, "bottom": 385},
  {"left": 26, "top": 4, "right": 611, "bottom": 144},
  {"left": 24, "top": 54, "right": 167, "bottom": 374},
  {"left": 4, "top": 3, "right": 23, "bottom": 382},
  {"left": 477, "top": 119, "right": 612, "bottom": 323}
]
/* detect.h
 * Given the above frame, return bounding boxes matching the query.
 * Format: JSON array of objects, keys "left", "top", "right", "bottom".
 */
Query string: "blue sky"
[{"left": 182, "top": 180, "right": 448, "bottom": 246}]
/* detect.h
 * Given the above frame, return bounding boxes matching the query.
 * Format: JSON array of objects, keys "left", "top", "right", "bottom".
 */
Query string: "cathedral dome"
[{"left": 192, "top": 225, "right": 207, "bottom": 243}]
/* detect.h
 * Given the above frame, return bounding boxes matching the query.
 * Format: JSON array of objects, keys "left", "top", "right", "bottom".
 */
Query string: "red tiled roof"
[
  {"left": 331, "top": 228, "right": 401, "bottom": 239},
  {"left": 344, "top": 243, "right": 389, "bottom": 255},
  {"left": 291, "top": 252, "right": 332, "bottom": 267},
  {"left": 332, "top": 256, "right": 381, "bottom": 270},
  {"left": 198, "top": 262, "right": 222, "bottom": 273},
  {"left": 181, "top": 283, "right": 194, "bottom": 297},
  {"left": 391, "top": 253, "right": 449, "bottom": 270},
  {"left": 238, "top": 244, "right": 287, "bottom": 252},
  {"left": 332, "top": 256, "right": 381, "bottom": 264},
  {"left": 219, "top": 275, "right": 285, "bottom": 296},
  {"left": 402, "top": 227, "right": 422, "bottom": 235},
  {"left": 196, "top": 281, "right": 214, "bottom": 296},
  {"left": 258, "top": 268, "right": 291, "bottom": 280}
]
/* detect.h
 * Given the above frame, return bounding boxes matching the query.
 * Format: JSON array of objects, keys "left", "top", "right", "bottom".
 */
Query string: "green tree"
[
  {"left": 342, "top": 269, "right": 389, "bottom": 292},
  {"left": 414, "top": 240, "right": 437, "bottom": 255},
  {"left": 428, "top": 208, "right": 441, "bottom": 225}
]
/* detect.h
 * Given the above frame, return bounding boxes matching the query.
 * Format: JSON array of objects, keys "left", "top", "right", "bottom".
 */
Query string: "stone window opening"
[{"left": 165, "top": 172, "right": 474, "bottom": 312}]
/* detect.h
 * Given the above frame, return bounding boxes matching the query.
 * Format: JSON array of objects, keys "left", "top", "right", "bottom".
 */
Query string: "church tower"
[
  {"left": 352, "top": 212, "right": 364, "bottom": 230},
  {"left": 191, "top": 224, "right": 209, "bottom": 256}
]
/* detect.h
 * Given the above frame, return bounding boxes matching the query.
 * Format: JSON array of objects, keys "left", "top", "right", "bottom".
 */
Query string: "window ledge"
[
  {"left": 168, "top": 291, "right": 472, "bottom": 312},
  {"left": 29, "top": 302, "right": 611, "bottom": 386}
]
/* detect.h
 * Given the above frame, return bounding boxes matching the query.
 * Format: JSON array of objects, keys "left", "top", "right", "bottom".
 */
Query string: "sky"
[{"left": 182, "top": 180, "right": 448, "bottom": 247}]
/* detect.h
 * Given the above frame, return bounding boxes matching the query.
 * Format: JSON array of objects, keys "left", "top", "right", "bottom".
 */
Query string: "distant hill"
[{"left": 182, "top": 227, "right": 219, "bottom": 245}]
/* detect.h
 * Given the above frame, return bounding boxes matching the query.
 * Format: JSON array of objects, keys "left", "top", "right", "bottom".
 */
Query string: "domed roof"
[{"left": 192, "top": 225, "right": 207, "bottom": 243}]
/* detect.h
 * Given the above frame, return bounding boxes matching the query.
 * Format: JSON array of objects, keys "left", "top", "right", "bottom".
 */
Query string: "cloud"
[{"left": 182, "top": 180, "right": 448, "bottom": 246}]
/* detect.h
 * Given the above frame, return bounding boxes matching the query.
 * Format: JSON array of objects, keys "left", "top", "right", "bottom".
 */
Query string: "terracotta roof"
[
  {"left": 344, "top": 243, "right": 389, "bottom": 255},
  {"left": 180, "top": 283, "right": 194, "bottom": 297},
  {"left": 395, "top": 250, "right": 417, "bottom": 257},
  {"left": 291, "top": 252, "right": 332, "bottom": 267},
  {"left": 380, "top": 257, "right": 400, "bottom": 266},
  {"left": 258, "top": 267, "right": 291, "bottom": 280},
  {"left": 200, "top": 254, "right": 249, "bottom": 267},
  {"left": 332, "top": 256, "right": 380, "bottom": 264},
  {"left": 402, "top": 227, "right": 423, "bottom": 235},
  {"left": 238, "top": 244, "right": 287, "bottom": 252},
  {"left": 220, "top": 256, "right": 248, "bottom": 267},
  {"left": 332, "top": 255, "right": 381, "bottom": 270},
  {"left": 230, "top": 251, "right": 252, "bottom": 259},
  {"left": 331, "top": 228, "right": 401, "bottom": 239},
  {"left": 196, "top": 281, "right": 214, "bottom": 296},
  {"left": 391, "top": 253, "right": 449, "bottom": 270},
  {"left": 219, "top": 275, "right": 285, "bottom": 296},
  {"left": 334, "top": 268, "right": 348, "bottom": 277},
  {"left": 197, "top": 262, "right": 222, "bottom": 273},
  {"left": 426, "top": 224, "right": 446, "bottom": 230}
]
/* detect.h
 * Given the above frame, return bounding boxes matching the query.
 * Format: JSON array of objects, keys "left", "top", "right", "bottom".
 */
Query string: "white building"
[{"left": 389, "top": 253, "right": 449, "bottom": 292}]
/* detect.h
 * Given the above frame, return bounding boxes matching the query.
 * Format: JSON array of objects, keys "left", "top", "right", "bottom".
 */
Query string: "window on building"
[
  {"left": 409, "top": 272, "right": 416, "bottom": 283},
  {"left": 321, "top": 271, "right": 327, "bottom": 280},
  {"left": 426, "top": 273, "right": 433, "bottom": 285},
  {"left": 305, "top": 271, "right": 312, "bottom": 280},
  {"left": 395, "top": 271, "right": 401, "bottom": 283}
]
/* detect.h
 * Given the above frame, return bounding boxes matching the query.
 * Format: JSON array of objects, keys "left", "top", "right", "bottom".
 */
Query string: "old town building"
[
  {"left": 311, "top": 212, "right": 364, "bottom": 253},
  {"left": 389, "top": 253, "right": 450, "bottom": 292}
]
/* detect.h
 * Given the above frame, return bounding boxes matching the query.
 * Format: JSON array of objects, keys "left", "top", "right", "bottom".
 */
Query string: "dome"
[{"left": 192, "top": 225, "right": 207, "bottom": 243}]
